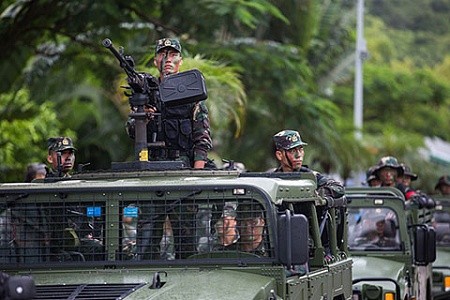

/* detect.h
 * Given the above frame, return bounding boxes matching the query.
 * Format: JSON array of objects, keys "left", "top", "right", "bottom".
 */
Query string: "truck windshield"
[
  {"left": 347, "top": 207, "right": 401, "bottom": 251},
  {"left": 0, "top": 188, "right": 274, "bottom": 267},
  {"left": 433, "top": 211, "right": 450, "bottom": 246}
]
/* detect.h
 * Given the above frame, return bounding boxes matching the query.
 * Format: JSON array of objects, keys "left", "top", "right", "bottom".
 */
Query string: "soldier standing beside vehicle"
[
  {"left": 125, "top": 37, "right": 212, "bottom": 169},
  {"left": 46, "top": 137, "right": 76, "bottom": 177}
]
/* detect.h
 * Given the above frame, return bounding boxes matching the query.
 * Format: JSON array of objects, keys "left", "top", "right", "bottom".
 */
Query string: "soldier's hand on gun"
[{"left": 143, "top": 105, "right": 157, "bottom": 114}]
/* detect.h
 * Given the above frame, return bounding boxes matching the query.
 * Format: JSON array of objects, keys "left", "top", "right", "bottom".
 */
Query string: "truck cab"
[
  {"left": 1, "top": 170, "right": 352, "bottom": 300},
  {"left": 346, "top": 187, "right": 436, "bottom": 300}
]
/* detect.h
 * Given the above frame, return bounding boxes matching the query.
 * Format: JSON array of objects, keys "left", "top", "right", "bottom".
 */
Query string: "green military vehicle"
[
  {"left": 0, "top": 169, "right": 352, "bottom": 300},
  {"left": 346, "top": 187, "right": 436, "bottom": 300},
  {"left": 432, "top": 196, "right": 450, "bottom": 299}
]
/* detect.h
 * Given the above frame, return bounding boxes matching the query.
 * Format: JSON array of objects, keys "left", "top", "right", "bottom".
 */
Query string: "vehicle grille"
[{"left": 33, "top": 283, "right": 145, "bottom": 299}]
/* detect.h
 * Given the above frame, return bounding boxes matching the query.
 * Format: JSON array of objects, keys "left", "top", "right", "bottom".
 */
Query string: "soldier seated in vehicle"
[
  {"left": 356, "top": 211, "right": 399, "bottom": 249},
  {"left": 213, "top": 203, "right": 239, "bottom": 251},
  {"left": 236, "top": 203, "right": 267, "bottom": 256},
  {"left": 122, "top": 205, "right": 138, "bottom": 259},
  {"left": 213, "top": 202, "right": 267, "bottom": 256}
]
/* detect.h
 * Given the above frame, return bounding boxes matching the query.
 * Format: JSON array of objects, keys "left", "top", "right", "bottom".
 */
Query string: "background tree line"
[{"left": 0, "top": 0, "right": 449, "bottom": 192}]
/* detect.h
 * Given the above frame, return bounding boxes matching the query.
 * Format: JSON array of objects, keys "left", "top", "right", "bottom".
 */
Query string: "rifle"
[{"left": 57, "top": 151, "right": 63, "bottom": 177}]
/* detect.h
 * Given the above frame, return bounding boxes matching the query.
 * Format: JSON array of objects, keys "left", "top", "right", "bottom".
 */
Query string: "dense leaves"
[{"left": 0, "top": 0, "right": 449, "bottom": 192}]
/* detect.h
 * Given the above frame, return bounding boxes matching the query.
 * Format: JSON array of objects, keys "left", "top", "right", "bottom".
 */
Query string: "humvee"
[
  {"left": 346, "top": 187, "right": 436, "bottom": 300},
  {"left": 432, "top": 196, "right": 450, "bottom": 299},
  {"left": 0, "top": 169, "right": 352, "bottom": 300}
]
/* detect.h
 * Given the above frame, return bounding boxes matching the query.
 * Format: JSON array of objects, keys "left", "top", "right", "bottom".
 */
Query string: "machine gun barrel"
[
  {"left": 102, "top": 38, "right": 145, "bottom": 92},
  {"left": 102, "top": 39, "right": 135, "bottom": 76}
]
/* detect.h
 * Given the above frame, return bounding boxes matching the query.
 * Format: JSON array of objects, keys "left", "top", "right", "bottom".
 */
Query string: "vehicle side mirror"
[
  {"left": 278, "top": 210, "right": 309, "bottom": 266},
  {"left": 413, "top": 225, "right": 436, "bottom": 265}
]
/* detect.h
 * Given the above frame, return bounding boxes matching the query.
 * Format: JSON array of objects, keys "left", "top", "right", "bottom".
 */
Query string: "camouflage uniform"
[
  {"left": 45, "top": 137, "right": 104, "bottom": 260},
  {"left": 272, "top": 130, "right": 346, "bottom": 205},
  {"left": 126, "top": 38, "right": 212, "bottom": 168},
  {"left": 272, "top": 130, "right": 347, "bottom": 258}
]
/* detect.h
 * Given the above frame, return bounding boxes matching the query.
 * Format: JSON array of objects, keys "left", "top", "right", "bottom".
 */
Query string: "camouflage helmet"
[
  {"left": 47, "top": 137, "right": 77, "bottom": 153},
  {"left": 435, "top": 175, "right": 450, "bottom": 190},
  {"left": 373, "top": 156, "right": 403, "bottom": 176},
  {"left": 273, "top": 130, "right": 307, "bottom": 150},
  {"left": 400, "top": 163, "right": 418, "bottom": 181},
  {"left": 155, "top": 38, "right": 181, "bottom": 54}
]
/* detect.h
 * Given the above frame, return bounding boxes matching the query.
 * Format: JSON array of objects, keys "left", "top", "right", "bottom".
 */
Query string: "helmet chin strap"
[
  {"left": 283, "top": 151, "right": 299, "bottom": 172},
  {"left": 285, "top": 149, "right": 303, "bottom": 171}
]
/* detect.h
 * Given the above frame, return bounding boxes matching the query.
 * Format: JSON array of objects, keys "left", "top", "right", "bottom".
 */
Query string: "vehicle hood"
[
  {"left": 435, "top": 247, "right": 450, "bottom": 268},
  {"left": 26, "top": 268, "right": 278, "bottom": 300},
  {"left": 351, "top": 256, "right": 406, "bottom": 290}
]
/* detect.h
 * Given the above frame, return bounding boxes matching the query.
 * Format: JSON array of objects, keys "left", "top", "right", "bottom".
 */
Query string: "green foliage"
[
  {"left": 368, "top": 0, "right": 450, "bottom": 65},
  {"left": 0, "top": 90, "right": 72, "bottom": 182},
  {"left": 0, "top": 0, "right": 449, "bottom": 190}
]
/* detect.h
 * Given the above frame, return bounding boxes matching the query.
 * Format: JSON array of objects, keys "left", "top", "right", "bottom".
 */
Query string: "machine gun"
[{"left": 102, "top": 38, "right": 208, "bottom": 170}]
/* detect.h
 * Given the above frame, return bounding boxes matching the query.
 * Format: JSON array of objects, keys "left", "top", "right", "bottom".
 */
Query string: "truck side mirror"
[
  {"left": 413, "top": 225, "right": 436, "bottom": 265},
  {"left": 278, "top": 210, "right": 309, "bottom": 266}
]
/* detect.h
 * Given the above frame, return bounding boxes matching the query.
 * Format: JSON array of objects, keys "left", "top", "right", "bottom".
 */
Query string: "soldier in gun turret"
[
  {"left": 126, "top": 38, "right": 212, "bottom": 169},
  {"left": 46, "top": 137, "right": 76, "bottom": 178}
]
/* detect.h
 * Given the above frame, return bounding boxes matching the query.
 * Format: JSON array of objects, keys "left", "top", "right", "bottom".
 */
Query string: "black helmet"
[
  {"left": 400, "top": 163, "right": 418, "bottom": 181},
  {"left": 435, "top": 175, "right": 450, "bottom": 190},
  {"left": 365, "top": 166, "right": 378, "bottom": 183}
]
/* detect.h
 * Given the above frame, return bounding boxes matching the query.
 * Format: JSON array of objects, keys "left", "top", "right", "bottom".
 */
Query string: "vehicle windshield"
[
  {"left": 0, "top": 187, "right": 274, "bottom": 267},
  {"left": 433, "top": 210, "right": 450, "bottom": 246},
  {"left": 347, "top": 207, "right": 401, "bottom": 251}
]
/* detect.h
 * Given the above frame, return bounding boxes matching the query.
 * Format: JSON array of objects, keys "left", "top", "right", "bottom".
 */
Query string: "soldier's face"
[
  {"left": 239, "top": 217, "right": 265, "bottom": 244},
  {"left": 47, "top": 149, "right": 75, "bottom": 173},
  {"left": 276, "top": 146, "right": 304, "bottom": 172},
  {"left": 369, "top": 178, "right": 382, "bottom": 187},
  {"left": 154, "top": 49, "right": 182, "bottom": 78},
  {"left": 397, "top": 175, "right": 411, "bottom": 187},
  {"left": 378, "top": 167, "right": 397, "bottom": 187},
  {"left": 375, "top": 220, "right": 385, "bottom": 234},
  {"left": 215, "top": 216, "right": 238, "bottom": 246},
  {"left": 440, "top": 184, "right": 450, "bottom": 195}
]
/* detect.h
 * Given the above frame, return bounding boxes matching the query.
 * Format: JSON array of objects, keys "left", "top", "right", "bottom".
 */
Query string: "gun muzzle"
[{"left": 102, "top": 38, "right": 112, "bottom": 48}]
